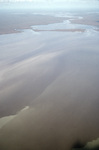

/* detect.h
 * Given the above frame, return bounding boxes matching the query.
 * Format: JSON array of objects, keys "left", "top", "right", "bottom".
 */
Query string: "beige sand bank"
[
  {"left": 0, "top": 11, "right": 66, "bottom": 35},
  {"left": 33, "top": 29, "right": 85, "bottom": 32}
]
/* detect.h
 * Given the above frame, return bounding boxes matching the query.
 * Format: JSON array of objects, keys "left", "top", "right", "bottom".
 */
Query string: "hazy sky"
[
  {"left": 0, "top": 0, "right": 99, "bottom": 9},
  {"left": 0, "top": 0, "right": 99, "bottom": 2}
]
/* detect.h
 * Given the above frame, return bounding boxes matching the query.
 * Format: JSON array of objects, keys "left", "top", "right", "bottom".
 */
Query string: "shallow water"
[
  {"left": 32, "top": 19, "right": 97, "bottom": 31},
  {"left": 0, "top": 10, "right": 99, "bottom": 150}
]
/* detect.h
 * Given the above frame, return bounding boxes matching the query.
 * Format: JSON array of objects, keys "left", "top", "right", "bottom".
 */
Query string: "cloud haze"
[{"left": 0, "top": 0, "right": 99, "bottom": 9}]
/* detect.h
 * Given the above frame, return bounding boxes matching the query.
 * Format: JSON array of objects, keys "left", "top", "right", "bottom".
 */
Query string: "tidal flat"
[{"left": 0, "top": 9, "right": 99, "bottom": 150}]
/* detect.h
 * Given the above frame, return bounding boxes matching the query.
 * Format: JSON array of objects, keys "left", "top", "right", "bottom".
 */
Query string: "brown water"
[{"left": 0, "top": 10, "right": 99, "bottom": 150}]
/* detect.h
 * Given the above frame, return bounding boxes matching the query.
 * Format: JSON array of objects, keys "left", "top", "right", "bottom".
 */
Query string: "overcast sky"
[
  {"left": 0, "top": 0, "right": 99, "bottom": 9},
  {"left": 0, "top": 0, "right": 99, "bottom": 2}
]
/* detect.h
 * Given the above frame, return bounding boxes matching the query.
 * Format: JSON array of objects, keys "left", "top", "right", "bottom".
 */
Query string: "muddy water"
[{"left": 0, "top": 12, "right": 99, "bottom": 150}]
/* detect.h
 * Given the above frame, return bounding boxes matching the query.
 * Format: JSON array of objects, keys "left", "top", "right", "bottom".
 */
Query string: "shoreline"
[{"left": 0, "top": 11, "right": 99, "bottom": 35}]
